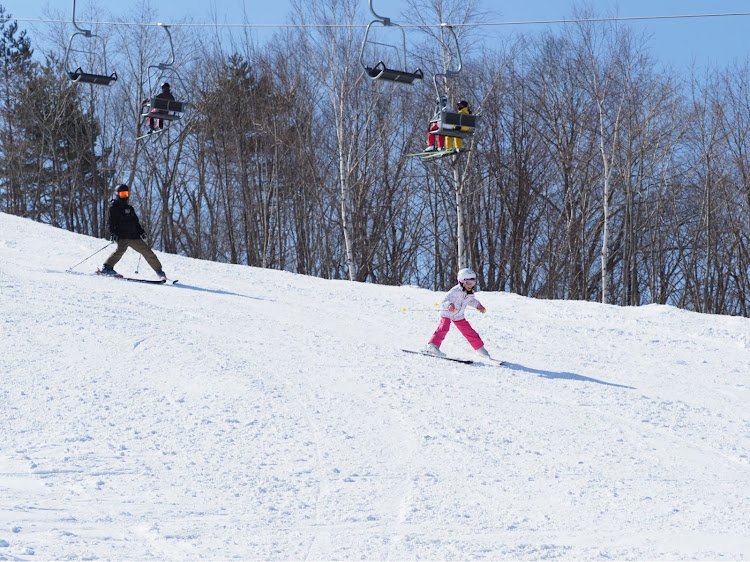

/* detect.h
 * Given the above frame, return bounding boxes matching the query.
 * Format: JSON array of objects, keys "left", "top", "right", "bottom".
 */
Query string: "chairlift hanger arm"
[
  {"left": 70, "top": 0, "right": 91, "bottom": 36},
  {"left": 433, "top": 23, "right": 472, "bottom": 103},
  {"left": 439, "top": 23, "right": 462, "bottom": 77},
  {"left": 156, "top": 23, "right": 176, "bottom": 69},
  {"left": 369, "top": 0, "right": 390, "bottom": 25},
  {"left": 359, "top": 19, "right": 409, "bottom": 73}
]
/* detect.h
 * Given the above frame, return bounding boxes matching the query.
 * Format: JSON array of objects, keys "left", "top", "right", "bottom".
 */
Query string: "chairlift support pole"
[{"left": 435, "top": 25, "right": 471, "bottom": 269}]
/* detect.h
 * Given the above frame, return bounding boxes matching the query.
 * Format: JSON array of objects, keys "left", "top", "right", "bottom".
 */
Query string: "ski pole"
[
  {"left": 66, "top": 241, "right": 113, "bottom": 272},
  {"left": 135, "top": 255, "right": 141, "bottom": 274},
  {"left": 400, "top": 304, "right": 441, "bottom": 312}
]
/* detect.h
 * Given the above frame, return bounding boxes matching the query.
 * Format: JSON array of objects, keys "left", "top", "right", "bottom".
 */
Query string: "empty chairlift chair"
[
  {"left": 63, "top": 0, "right": 117, "bottom": 86},
  {"left": 359, "top": 0, "right": 423, "bottom": 85}
]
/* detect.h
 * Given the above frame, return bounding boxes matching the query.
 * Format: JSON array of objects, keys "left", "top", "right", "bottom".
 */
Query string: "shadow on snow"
[
  {"left": 503, "top": 362, "right": 636, "bottom": 389},
  {"left": 168, "top": 282, "right": 267, "bottom": 300},
  {"left": 60, "top": 269, "right": 266, "bottom": 301}
]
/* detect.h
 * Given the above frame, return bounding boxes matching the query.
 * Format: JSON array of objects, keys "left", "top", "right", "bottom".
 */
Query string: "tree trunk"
[{"left": 453, "top": 163, "right": 467, "bottom": 268}]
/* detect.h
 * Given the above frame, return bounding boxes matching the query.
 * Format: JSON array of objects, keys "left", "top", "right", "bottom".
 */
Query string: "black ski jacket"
[{"left": 107, "top": 199, "right": 145, "bottom": 240}]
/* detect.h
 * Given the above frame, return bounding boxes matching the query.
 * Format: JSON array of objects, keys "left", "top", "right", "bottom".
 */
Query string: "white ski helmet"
[{"left": 457, "top": 268, "right": 477, "bottom": 283}]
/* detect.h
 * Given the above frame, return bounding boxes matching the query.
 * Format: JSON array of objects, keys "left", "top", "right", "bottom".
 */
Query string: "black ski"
[
  {"left": 402, "top": 349, "right": 474, "bottom": 364},
  {"left": 121, "top": 277, "right": 167, "bottom": 284},
  {"left": 96, "top": 270, "right": 177, "bottom": 284},
  {"left": 120, "top": 277, "right": 179, "bottom": 285}
]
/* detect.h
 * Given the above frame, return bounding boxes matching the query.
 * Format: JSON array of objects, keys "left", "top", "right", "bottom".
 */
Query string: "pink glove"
[
  {"left": 477, "top": 305, "right": 486, "bottom": 313},
  {"left": 447, "top": 303, "right": 456, "bottom": 312}
]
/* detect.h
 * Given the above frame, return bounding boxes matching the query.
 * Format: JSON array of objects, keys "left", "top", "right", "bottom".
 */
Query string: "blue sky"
[{"left": 2, "top": 0, "right": 750, "bottom": 70}]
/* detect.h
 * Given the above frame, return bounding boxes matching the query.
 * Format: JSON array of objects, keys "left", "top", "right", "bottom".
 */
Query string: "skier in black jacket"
[
  {"left": 143, "top": 82, "right": 176, "bottom": 132},
  {"left": 100, "top": 184, "right": 167, "bottom": 280}
]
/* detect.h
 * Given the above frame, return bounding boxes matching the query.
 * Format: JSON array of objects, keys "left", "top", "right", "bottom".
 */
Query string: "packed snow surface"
[{"left": 1, "top": 212, "right": 749, "bottom": 560}]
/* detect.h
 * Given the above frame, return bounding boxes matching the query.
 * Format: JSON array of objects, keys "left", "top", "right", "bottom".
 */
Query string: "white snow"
[{"left": 1, "top": 211, "right": 749, "bottom": 560}]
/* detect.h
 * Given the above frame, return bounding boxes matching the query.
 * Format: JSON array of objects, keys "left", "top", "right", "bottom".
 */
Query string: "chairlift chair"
[
  {"left": 139, "top": 24, "right": 189, "bottom": 134},
  {"left": 143, "top": 97, "right": 186, "bottom": 120},
  {"left": 432, "top": 107, "right": 478, "bottom": 138},
  {"left": 359, "top": 0, "right": 423, "bottom": 85},
  {"left": 63, "top": 0, "right": 117, "bottom": 86},
  {"left": 430, "top": 24, "right": 480, "bottom": 138}
]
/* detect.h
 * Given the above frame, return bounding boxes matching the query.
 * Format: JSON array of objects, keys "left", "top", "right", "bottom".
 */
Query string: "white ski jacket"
[{"left": 439, "top": 284, "right": 483, "bottom": 320}]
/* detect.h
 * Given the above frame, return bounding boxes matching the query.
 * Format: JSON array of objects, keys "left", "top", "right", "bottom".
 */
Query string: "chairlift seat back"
[
  {"left": 435, "top": 110, "right": 478, "bottom": 138},
  {"left": 67, "top": 68, "right": 118, "bottom": 86},
  {"left": 366, "top": 61, "right": 423, "bottom": 84},
  {"left": 150, "top": 97, "right": 186, "bottom": 113},
  {"left": 141, "top": 97, "right": 186, "bottom": 121}
]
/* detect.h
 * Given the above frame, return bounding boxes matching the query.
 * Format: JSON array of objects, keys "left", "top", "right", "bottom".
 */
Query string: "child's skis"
[
  {"left": 402, "top": 349, "right": 504, "bottom": 366},
  {"left": 402, "top": 349, "right": 475, "bottom": 364}
]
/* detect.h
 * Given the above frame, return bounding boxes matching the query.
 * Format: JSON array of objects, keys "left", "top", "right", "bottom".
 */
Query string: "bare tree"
[
  {"left": 527, "top": 30, "right": 600, "bottom": 300},
  {"left": 681, "top": 68, "right": 729, "bottom": 313},
  {"left": 291, "top": 0, "right": 366, "bottom": 281},
  {"left": 579, "top": 17, "right": 630, "bottom": 304},
  {"left": 405, "top": 0, "right": 489, "bottom": 271},
  {"left": 0, "top": 9, "right": 35, "bottom": 215},
  {"left": 718, "top": 62, "right": 750, "bottom": 315}
]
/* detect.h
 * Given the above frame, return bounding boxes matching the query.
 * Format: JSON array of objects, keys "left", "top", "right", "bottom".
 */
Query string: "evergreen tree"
[
  {"left": 0, "top": 6, "right": 34, "bottom": 215},
  {"left": 19, "top": 55, "right": 109, "bottom": 232}
]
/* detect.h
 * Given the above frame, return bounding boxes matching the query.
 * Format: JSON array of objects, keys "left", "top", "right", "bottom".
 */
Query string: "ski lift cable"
[{"left": 5, "top": 11, "right": 750, "bottom": 29}]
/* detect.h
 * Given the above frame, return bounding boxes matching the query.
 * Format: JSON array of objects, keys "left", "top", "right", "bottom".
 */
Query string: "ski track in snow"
[{"left": 1, "top": 212, "right": 749, "bottom": 560}]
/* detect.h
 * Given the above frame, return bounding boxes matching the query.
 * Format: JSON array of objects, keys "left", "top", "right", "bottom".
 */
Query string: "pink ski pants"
[{"left": 429, "top": 317, "right": 484, "bottom": 350}]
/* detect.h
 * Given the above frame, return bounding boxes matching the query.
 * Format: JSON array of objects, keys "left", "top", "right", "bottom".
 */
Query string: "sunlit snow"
[{"left": 1, "top": 212, "right": 749, "bottom": 560}]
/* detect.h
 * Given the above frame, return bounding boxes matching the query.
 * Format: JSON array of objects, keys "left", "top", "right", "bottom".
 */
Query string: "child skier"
[{"left": 424, "top": 268, "right": 491, "bottom": 358}]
